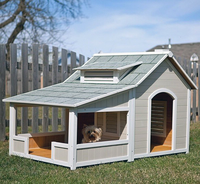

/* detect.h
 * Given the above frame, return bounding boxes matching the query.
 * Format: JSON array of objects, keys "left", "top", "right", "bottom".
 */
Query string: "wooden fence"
[
  {"left": 0, "top": 44, "right": 199, "bottom": 141},
  {"left": 0, "top": 43, "right": 85, "bottom": 141}
]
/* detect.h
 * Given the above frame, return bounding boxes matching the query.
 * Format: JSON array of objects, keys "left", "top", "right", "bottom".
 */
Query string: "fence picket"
[
  {"left": 52, "top": 46, "right": 58, "bottom": 131},
  {"left": 70, "top": 51, "right": 76, "bottom": 74},
  {"left": 10, "top": 44, "right": 17, "bottom": 96},
  {"left": 21, "top": 44, "right": 28, "bottom": 133},
  {"left": 192, "top": 62, "right": 197, "bottom": 122},
  {"left": 42, "top": 44, "right": 49, "bottom": 132},
  {"left": 79, "top": 54, "right": 85, "bottom": 66},
  {"left": 61, "top": 49, "right": 68, "bottom": 80},
  {"left": 0, "top": 45, "right": 6, "bottom": 141},
  {"left": 188, "top": 60, "right": 191, "bottom": 79},
  {"left": 32, "top": 44, "right": 39, "bottom": 133},
  {"left": 61, "top": 49, "right": 68, "bottom": 131}
]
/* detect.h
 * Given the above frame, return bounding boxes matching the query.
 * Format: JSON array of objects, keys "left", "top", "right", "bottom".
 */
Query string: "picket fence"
[
  {"left": 0, "top": 44, "right": 199, "bottom": 141},
  {"left": 0, "top": 43, "right": 85, "bottom": 141}
]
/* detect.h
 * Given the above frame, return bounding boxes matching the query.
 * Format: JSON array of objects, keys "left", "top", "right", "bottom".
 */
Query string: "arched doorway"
[
  {"left": 148, "top": 88, "right": 177, "bottom": 153},
  {"left": 150, "top": 92, "right": 173, "bottom": 152}
]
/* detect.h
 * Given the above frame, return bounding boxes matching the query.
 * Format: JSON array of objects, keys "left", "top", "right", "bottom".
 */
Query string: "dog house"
[{"left": 3, "top": 51, "right": 197, "bottom": 170}]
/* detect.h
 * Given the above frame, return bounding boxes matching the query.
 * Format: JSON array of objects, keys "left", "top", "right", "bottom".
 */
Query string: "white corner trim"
[
  {"left": 128, "top": 88, "right": 136, "bottom": 162},
  {"left": 171, "top": 56, "right": 198, "bottom": 89},
  {"left": 186, "top": 89, "right": 191, "bottom": 154},
  {"left": 68, "top": 108, "right": 78, "bottom": 170},
  {"left": 9, "top": 104, "right": 17, "bottom": 156},
  {"left": 147, "top": 88, "right": 177, "bottom": 154}
]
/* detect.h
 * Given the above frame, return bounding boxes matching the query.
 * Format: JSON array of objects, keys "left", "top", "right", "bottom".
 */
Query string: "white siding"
[
  {"left": 96, "top": 111, "right": 127, "bottom": 141},
  {"left": 77, "top": 144, "right": 128, "bottom": 162},
  {"left": 54, "top": 147, "right": 68, "bottom": 162},
  {"left": 135, "top": 59, "right": 189, "bottom": 154},
  {"left": 79, "top": 91, "right": 129, "bottom": 110},
  {"left": 13, "top": 140, "right": 25, "bottom": 153}
]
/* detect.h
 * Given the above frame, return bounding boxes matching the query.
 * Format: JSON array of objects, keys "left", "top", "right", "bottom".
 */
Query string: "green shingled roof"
[
  {"left": 74, "top": 55, "right": 143, "bottom": 70},
  {"left": 3, "top": 51, "right": 196, "bottom": 107}
]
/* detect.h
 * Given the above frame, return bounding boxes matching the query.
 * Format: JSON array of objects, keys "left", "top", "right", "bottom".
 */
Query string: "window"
[
  {"left": 151, "top": 100, "right": 167, "bottom": 137},
  {"left": 84, "top": 71, "right": 114, "bottom": 82}
]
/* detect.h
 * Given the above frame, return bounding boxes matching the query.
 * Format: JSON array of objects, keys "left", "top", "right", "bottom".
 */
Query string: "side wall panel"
[
  {"left": 79, "top": 91, "right": 129, "bottom": 110},
  {"left": 135, "top": 60, "right": 189, "bottom": 154}
]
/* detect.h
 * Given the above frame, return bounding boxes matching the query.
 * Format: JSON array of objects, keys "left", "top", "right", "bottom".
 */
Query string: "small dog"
[{"left": 82, "top": 124, "right": 102, "bottom": 143}]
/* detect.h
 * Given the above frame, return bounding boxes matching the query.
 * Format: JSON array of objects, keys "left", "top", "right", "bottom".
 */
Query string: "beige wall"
[
  {"left": 135, "top": 59, "right": 189, "bottom": 154},
  {"left": 96, "top": 111, "right": 127, "bottom": 141},
  {"left": 79, "top": 91, "right": 129, "bottom": 109}
]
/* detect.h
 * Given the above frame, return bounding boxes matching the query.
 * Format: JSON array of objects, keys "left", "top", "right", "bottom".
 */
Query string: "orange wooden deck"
[
  {"left": 151, "top": 144, "right": 171, "bottom": 152},
  {"left": 29, "top": 147, "right": 51, "bottom": 158}
]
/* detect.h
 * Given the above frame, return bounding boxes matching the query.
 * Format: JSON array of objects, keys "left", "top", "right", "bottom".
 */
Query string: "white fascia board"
[
  {"left": 171, "top": 56, "right": 198, "bottom": 90},
  {"left": 3, "top": 99, "right": 76, "bottom": 108},
  {"left": 93, "top": 51, "right": 172, "bottom": 57}
]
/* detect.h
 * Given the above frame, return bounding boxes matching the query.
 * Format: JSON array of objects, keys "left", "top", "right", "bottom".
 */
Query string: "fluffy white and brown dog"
[{"left": 82, "top": 124, "right": 102, "bottom": 143}]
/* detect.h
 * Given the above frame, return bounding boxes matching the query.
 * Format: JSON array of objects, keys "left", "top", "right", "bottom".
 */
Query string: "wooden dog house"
[{"left": 3, "top": 51, "right": 197, "bottom": 170}]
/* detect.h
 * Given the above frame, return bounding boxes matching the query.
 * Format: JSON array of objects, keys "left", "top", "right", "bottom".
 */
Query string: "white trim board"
[
  {"left": 147, "top": 88, "right": 177, "bottom": 154},
  {"left": 93, "top": 51, "right": 172, "bottom": 57},
  {"left": 134, "top": 148, "right": 187, "bottom": 159}
]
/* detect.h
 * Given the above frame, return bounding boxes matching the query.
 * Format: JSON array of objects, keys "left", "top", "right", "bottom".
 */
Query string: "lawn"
[{"left": 0, "top": 122, "right": 200, "bottom": 184}]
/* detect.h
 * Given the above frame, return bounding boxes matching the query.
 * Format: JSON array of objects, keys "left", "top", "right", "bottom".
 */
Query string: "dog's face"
[{"left": 82, "top": 124, "right": 102, "bottom": 143}]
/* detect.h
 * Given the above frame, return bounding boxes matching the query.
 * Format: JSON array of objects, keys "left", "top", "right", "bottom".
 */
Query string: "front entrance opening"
[{"left": 150, "top": 92, "right": 173, "bottom": 152}]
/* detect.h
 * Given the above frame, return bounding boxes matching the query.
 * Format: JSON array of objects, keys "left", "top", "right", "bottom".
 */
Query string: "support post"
[
  {"left": 9, "top": 104, "right": 17, "bottom": 155},
  {"left": 128, "top": 88, "right": 136, "bottom": 162},
  {"left": 68, "top": 108, "right": 77, "bottom": 170}
]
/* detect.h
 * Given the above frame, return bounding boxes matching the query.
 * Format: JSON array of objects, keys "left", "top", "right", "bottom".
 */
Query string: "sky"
[{"left": 60, "top": 0, "right": 200, "bottom": 58}]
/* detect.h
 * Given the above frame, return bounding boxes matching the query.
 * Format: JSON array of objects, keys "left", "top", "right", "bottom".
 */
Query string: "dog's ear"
[
  {"left": 98, "top": 128, "right": 102, "bottom": 136},
  {"left": 83, "top": 124, "right": 88, "bottom": 128}
]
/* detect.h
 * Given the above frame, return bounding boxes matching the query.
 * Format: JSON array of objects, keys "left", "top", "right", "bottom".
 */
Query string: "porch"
[{"left": 9, "top": 103, "right": 131, "bottom": 170}]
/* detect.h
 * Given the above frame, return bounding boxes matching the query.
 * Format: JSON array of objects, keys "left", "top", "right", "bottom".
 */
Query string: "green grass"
[{"left": 0, "top": 123, "right": 200, "bottom": 184}]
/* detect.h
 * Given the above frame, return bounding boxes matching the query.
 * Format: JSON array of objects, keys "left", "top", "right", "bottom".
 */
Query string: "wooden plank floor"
[
  {"left": 151, "top": 144, "right": 171, "bottom": 152},
  {"left": 29, "top": 147, "right": 51, "bottom": 158}
]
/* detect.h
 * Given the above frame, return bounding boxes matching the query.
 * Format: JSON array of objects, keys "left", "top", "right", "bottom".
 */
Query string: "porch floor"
[
  {"left": 29, "top": 147, "right": 51, "bottom": 158},
  {"left": 151, "top": 144, "right": 171, "bottom": 152}
]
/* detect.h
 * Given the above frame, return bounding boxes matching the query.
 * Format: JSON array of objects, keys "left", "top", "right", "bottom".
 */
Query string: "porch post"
[
  {"left": 9, "top": 104, "right": 17, "bottom": 155},
  {"left": 68, "top": 108, "right": 77, "bottom": 170},
  {"left": 128, "top": 88, "right": 136, "bottom": 162}
]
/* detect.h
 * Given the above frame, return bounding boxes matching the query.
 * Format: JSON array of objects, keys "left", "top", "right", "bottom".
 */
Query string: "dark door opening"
[
  {"left": 151, "top": 92, "right": 173, "bottom": 152},
  {"left": 77, "top": 113, "right": 95, "bottom": 144}
]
